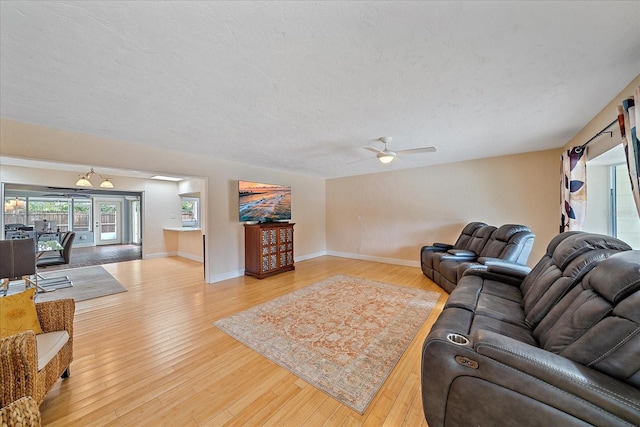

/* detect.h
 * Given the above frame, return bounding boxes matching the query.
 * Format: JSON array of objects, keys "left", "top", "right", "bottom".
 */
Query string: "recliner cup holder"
[{"left": 446, "top": 333, "right": 470, "bottom": 345}]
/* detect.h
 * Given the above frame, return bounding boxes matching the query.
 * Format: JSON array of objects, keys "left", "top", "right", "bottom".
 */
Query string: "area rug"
[
  {"left": 214, "top": 274, "right": 440, "bottom": 414},
  {"left": 6, "top": 266, "right": 127, "bottom": 302}
]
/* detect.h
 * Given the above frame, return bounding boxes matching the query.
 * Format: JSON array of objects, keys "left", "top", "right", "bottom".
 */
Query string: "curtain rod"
[{"left": 580, "top": 118, "right": 618, "bottom": 149}]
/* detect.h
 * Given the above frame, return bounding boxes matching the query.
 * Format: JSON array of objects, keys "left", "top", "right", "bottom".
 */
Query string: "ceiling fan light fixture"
[{"left": 377, "top": 152, "right": 395, "bottom": 164}]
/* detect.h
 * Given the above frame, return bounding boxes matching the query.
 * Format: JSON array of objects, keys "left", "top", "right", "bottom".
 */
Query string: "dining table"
[{"left": 36, "top": 239, "right": 73, "bottom": 291}]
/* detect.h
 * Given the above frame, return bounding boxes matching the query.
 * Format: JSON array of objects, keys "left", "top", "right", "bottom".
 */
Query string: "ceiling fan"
[
  {"left": 42, "top": 193, "right": 92, "bottom": 198},
  {"left": 364, "top": 137, "right": 436, "bottom": 164},
  {"left": 43, "top": 187, "right": 92, "bottom": 198}
]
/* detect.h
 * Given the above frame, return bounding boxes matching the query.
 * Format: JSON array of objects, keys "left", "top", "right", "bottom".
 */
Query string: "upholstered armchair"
[
  {"left": 0, "top": 396, "right": 41, "bottom": 426},
  {"left": 0, "top": 298, "right": 75, "bottom": 407},
  {"left": 420, "top": 222, "right": 487, "bottom": 280}
]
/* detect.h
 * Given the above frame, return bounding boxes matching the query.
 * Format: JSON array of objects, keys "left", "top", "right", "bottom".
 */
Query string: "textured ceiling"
[{"left": 1, "top": 1, "right": 639, "bottom": 178}]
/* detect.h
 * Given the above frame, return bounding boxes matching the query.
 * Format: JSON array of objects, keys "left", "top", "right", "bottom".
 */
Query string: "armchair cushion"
[
  {"left": 36, "top": 331, "right": 69, "bottom": 371},
  {"left": 0, "top": 288, "right": 42, "bottom": 338},
  {"left": 0, "top": 298, "right": 74, "bottom": 407}
]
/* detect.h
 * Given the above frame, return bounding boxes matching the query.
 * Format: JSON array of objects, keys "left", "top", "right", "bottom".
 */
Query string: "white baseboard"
[
  {"left": 295, "top": 250, "right": 327, "bottom": 262},
  {"left": 209, "top": 269, "right": 244, "bottom": 283},
  {"left": 325, "top": 251, "right": 420, "bottom": 268},
  {"left": 144, "top": 251, "right": 177, "bottom": 259},
  {"left": 207, "top": 251, "right": 327, "bottom": 284},
  {"left": 205, "top": 250, "right": 419, "bottom": 284},
  {"left": 177, "top": 251, "right": 204, "bottom": 263}
]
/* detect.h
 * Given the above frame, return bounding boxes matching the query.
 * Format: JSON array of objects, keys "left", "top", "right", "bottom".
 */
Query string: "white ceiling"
[{"left": 1, "top": 1, "right": 639, "bottom": 179}]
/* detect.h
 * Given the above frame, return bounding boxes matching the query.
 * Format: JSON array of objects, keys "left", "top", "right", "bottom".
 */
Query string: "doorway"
[
  {"left": 95, "top": 199, "right": 122, "bottom": 245},
  {"left": 131, "top": 199, "right": 141, "bottom": 245}
]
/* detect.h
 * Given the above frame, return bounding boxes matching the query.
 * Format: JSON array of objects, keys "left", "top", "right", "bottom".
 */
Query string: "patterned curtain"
[
  {"left": 617, "top": 86, "right": 640, "bottom": 216},
  {"left": 560, "top": 146, "right": 587, "bottom": 232}
]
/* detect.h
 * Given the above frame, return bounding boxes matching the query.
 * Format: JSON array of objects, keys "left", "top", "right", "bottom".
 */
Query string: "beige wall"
[
  {"left": 565, "top": 74, "right": 640, "bottom": 157},
  {"left": 0, "top": 119, "right": 327, "bottom": 282},
  {"left": 327, "top": 149, "right": 561, "bottom": 267},
  {"left": 3, "top": 75, "right": 637, "bottom": 280}
]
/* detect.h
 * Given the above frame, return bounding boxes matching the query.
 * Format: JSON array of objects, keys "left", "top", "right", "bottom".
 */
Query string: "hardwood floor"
[{"left": 39, "top": 256, "right": 447, "bottom": 426}]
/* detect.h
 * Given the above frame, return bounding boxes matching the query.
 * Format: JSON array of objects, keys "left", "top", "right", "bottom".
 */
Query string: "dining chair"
[
  {"left": 0, "top": 238, "right": 38, "bottom": 297},
  {"left": 36, "top": 232, "right": 76, "bottom": 267}
]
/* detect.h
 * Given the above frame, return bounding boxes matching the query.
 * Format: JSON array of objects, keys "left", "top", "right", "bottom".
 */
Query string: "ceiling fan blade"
[
  {"left": 396, "top": 147, "right": 437, "bottom": 155},
  {"left": 363, "top": 146, "right": 383, "bottom": 154}
]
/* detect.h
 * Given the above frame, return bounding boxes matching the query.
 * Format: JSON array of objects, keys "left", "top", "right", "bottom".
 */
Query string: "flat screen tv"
[{"left": 239, "top": 180, "right": 292, "bottom": 223}]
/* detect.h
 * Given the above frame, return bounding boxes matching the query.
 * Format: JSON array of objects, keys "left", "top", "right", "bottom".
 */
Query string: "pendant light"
[{"left": 75, "top": 168, "right": 114, "bottom": 188}]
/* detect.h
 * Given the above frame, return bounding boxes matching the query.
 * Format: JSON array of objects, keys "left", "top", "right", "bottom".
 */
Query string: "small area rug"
[
  {"left": 7, "top": 266, "right": 127, "bottom": 302},
  {"left": 214, "top": 274, "right": 439, "bottom": 414}
]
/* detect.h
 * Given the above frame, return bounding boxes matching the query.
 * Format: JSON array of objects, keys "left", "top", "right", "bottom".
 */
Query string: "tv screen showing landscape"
[{"left": 239, "top": 180, "right": 292, "bottom": 222}]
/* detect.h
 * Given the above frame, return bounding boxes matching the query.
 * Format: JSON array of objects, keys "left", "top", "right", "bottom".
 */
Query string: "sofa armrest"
[
  {"left": 433, "top": 243, "right": 453, "bottom": 249},
  {"left": 473, "top": 330, "right": 640, "bottom": 425},
  {"left": 439, "top": 249, "right": 477, "bottom": 262},
  {"left": 421, "top": 243, "right": 452, "bottom": 253},
  {"left": 479, "top": 257, "right": 531, "bottom": 276},
  {"left": 0, "top": 331, "right": 38, "bottom": 406},
  {"left": 461, "top": 262, "right": 528, "bottom": 286},
  {"left": 448, "top": 249, "right": 475, "bottom": 257}
]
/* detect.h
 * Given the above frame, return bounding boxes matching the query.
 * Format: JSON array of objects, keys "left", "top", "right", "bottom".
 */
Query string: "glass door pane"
[{"left": 95, "top": 200, "right": 121, "bottom": 245}]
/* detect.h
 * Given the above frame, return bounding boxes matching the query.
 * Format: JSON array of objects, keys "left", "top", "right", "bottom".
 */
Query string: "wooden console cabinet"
[{"left": 244, "top": 222, "right": 295, "bottom": 279}]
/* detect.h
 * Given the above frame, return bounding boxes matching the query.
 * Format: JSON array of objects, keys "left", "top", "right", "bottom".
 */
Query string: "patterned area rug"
[{"left": 214, "top": 274, "right": 439, "bottom": 413}]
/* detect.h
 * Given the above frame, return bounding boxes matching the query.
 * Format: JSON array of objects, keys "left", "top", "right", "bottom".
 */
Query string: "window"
[
  {"left": 72, "top": 199, "right": 92, "bottom": 231},
  {"left": 27, "top": 198, "right": 69, "bottom": 231},
  {"left": 585, "top": 144, "right": 640, "bottom": 248},
  {"left": 181, "top": 197, "right": 199, "bottom": 228},
  {"left": 611, "top": 164, "right": 640, "bottom": 247},
  {"left": 3, "top": 197, "right": 27, "bottom": 226},
  {"left": 4, "top": 196, "right": 93, "bottom": 233}
]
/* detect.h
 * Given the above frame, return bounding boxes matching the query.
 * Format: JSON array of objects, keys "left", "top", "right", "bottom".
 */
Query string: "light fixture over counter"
[{"left": 75, "top": 168, "right": 114, "bottom": 188}]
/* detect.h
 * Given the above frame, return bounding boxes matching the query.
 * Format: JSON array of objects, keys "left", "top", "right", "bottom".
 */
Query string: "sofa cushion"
[
  {"left": 470, "top": 314, "right": 536, "bottom": 346},
  {"left": 445, "top": 277, "right": 524, "bottom": 312},
  {"left": 479, "top": 224, "right": 533, "bottom": 259},
  {"left": 36, "top": 330, "right": 69, "bottom": 371},
  {"left": 520, "top": 233, "right": 631, "bottom": 328},
  {"left": 586, "top": 249, "right": 640, "bottom": 303},
  {"left": 453, "top": 221, "right": 488, "bottom": 250},
  {"left": 533, "top": 251, "right": 640, "bottom": 386},
  {"left": 551, "top": 232, "right": 631, "bottom": 270},
  {"left": 523, "top": 248, "right": 622, "bottom": 328},
  {"left": 465, "top": 225, "right": 496, "bottom": 255}
]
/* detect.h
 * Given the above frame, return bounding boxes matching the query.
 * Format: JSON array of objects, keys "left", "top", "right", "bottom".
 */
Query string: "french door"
[{"left": 95, "top": 200, "right": 122, "bottom": 245}]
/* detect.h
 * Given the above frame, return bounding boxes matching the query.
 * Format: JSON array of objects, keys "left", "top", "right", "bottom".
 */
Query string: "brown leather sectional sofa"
[
  {"left": 421, "top": 222, "right": 535, "bottom": 293},
  {"left": 421, "top": 231, "right": 640, "bottom": 426}
]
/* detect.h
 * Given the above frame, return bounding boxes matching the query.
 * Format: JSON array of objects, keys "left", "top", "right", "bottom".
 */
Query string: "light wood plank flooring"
[{"left": 40, "top": 256, "right": 447, "bottom": 426}]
